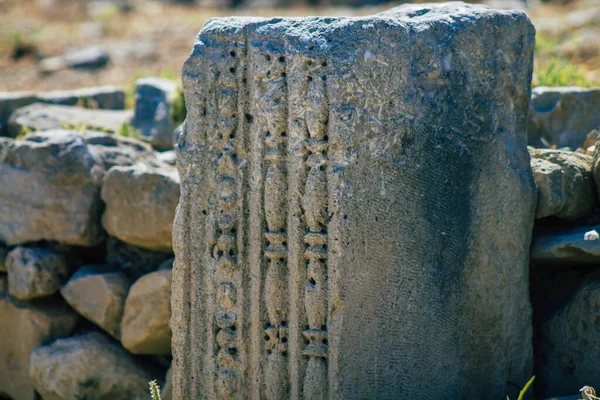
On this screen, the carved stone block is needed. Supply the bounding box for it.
[172,3,536,399]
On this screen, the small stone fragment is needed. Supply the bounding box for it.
[529,148,595,220]
[101,164,180,251]
[6,246,70,300]
[531,225,600,264]
[528,87,600,149]
[29,332,154,400]
[60,265,130,338]
[121,269,172,355]
[131,77,178,151]
[40,45,110,73]
[0,276,78,400]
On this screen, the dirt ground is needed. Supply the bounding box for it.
[0,0,598,92]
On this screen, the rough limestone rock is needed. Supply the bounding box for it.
[6,246,70,300]
[101,164,180,251]
[36,85,126,109]
[29,332,154,400]
[537,273,600,397]
[158,149,177,166]
[121,269,172,355]
[527,87,600,149]
[173,3,536,399]
[131,77,178,150]
[7,103,132,138]
[0,276,78,400]
[39,45,111,73]
[531,225,600,264]
[0,130,160,246]
[60,265,130,338]
[0,91,37,136]
[529,148,595,220]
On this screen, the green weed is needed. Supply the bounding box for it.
[118,121,141,139]
[170,86,186,126]
[533,57,593,87]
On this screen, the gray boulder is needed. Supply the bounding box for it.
[528,87,600,149]
[537,272,600,398]
[529,148,595,220]
[101,164,180,252]
[157,150,176,166]
[531,225,600,264]
[0,130,160,246]
[60,265,130,339]
[121,269,172,355]
[131,77,178,150]
[29,332,154,400]
[0,276,78,400]
[40,45,111,73]
[7,102,132,138]
[6,246,70,300]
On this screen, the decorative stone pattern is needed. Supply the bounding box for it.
[173,3,537,399]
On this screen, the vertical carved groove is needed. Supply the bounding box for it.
[213,48,242,399]
[261,52,290,399]
[302,62,329,400]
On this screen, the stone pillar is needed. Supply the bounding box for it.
[172,3,537,399]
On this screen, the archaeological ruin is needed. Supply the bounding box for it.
[172,3,537,398]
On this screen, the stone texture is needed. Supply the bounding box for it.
[36,85,126,109]
[131,77,178,150]
[7,103,132,138]
[0,91,37,136]
[101,164,180,251]
[60,265,130,338]
[106,237,174,280]
[6,246,70,300]
[529,148,596,220]
[173,4,536,399]
[527,87,600,149]
[531,225,600,264]
[121,269,172,355]
[40,45,111,73]
[537,272,600,398]
[0,276,78,400]
[29,332,154,400]
[0,130,160,246]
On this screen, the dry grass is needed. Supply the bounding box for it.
[0,0,598,93]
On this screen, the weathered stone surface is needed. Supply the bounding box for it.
[531,225,600,264]
[527,87,600,149]
[101,164,180,251]
[131,77,178,150]
[173,4,536,399]
[537,272,600,398]
[7,103,132,138]
[40,45,111,73]
[29,332,154,400]
[0,276,78,400]
[529,148,596,220]
[0,91,37,136]
[36,85,126,109]
[0,130,160,246]
[6,246,70,300]
[61,265,130,338]
[121,269,172,355]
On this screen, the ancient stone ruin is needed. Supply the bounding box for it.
[172,3,536,398]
